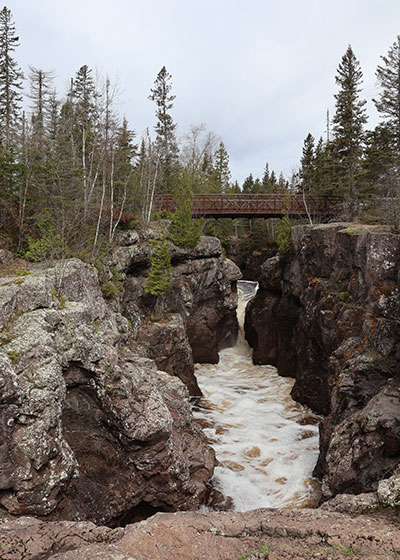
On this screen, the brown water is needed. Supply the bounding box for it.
[193,281,321,511]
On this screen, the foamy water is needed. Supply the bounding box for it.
[193,280,321,511]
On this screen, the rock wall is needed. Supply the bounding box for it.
[107,228,241,394]
[0,234,240,525]
[245,223,400,501]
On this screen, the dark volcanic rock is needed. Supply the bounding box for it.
[119,233,241,381]
[131,313,201,396]
[245,223,400,500]
[320,379,400,499]
[0,259,215,525]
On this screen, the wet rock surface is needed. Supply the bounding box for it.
[0,258,215,525]
[2,507,399,560]
[245,223,400,500]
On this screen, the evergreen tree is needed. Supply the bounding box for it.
[269,170,277,191]
[169,169,201,248]
[28,67,55,145]
[277,171,288,192]
[299,133,315,192]
[252,177,262,193]
[332,45,367,212]
[231,179,240,193]
[242,173,255,193]
[0,6,23,147]
[261,162,279,193]
[72,65,102,221]
[261,163,272,192]
[212,141,231,192]
[148,66,179,193]
[361,125,396,197]
[375,36,400,152]
[313,137,340,195]
[144,236,172,297]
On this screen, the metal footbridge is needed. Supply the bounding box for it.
[153,193,342,218]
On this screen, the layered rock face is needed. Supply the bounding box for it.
[245,223,400,501]
[0,256,217,525]
[107,229,241,393]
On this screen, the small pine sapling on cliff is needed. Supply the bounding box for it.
[144,236,172,318]
[275,214,292,255]
[169,170,202,248]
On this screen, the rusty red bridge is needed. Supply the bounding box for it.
[153,193,342,219]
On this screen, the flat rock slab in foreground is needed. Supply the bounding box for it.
[2,508,399,560]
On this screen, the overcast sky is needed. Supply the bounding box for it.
[6,0,400,184]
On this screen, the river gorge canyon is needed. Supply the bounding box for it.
[1,221,400,559]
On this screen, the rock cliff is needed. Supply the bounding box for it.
[107,228,241,394]
[245,223,400,501]
[0,229,239,525]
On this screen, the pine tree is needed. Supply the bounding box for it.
[332,45,367,212]
[148,66,179,193]
[144,236,172,297]
[374,36,400,152]
[0,6,23,147]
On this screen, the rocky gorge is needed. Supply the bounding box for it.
[0,225,240,528]
[245,222,400,504]
[1,221,400,560]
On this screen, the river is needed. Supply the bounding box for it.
[193,280,321,511]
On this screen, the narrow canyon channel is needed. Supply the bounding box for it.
[193,280,321,511]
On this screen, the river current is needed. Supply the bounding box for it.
[193,280,321,511]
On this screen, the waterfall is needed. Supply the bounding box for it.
[193,281,321,511]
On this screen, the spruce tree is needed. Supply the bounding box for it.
[361,125,394,198]
[212,141,231,192]
[299,133,315,192]
[0,6,23,147]
[332,45,367,212]
[0,7,23,242]
[148,66,179,193]
[374,36,400,152]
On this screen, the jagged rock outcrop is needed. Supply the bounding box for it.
[106,229,241,393]
[0,258,215,525]
[2,507,399,560]
[245,223,400,501]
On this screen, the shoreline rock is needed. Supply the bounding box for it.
[1,506,399,560]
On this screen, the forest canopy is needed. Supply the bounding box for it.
[0,6,399,257]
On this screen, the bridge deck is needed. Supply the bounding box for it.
[153,193,342,218]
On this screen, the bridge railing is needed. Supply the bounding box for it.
[153,193,342,217]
